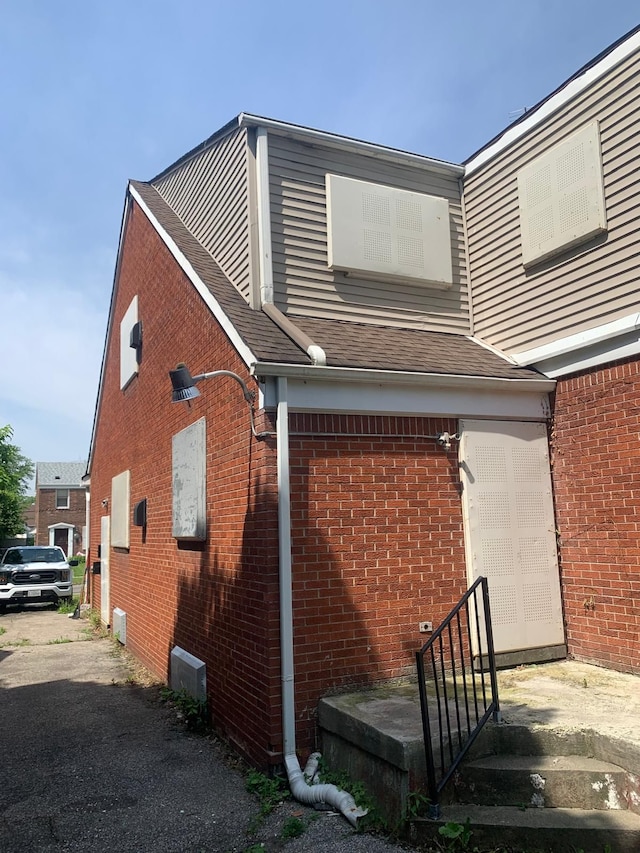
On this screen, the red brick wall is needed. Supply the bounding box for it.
[289,413,468,749]
[551,357,640,674]
[35,488,86,550]
[89,201,282,765]
[91,201,470,764]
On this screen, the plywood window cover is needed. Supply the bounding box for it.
[172,418,206,541]
[325,173,453,288]
[111,470,131,549]
[517,121,607,268]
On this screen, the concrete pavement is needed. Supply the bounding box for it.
[0,605,408,853]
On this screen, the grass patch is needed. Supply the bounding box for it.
[47,636,72,645]
[71,556,86,584]
[0,637,31,648]
[57,597,79,615]
[0,626,5,636]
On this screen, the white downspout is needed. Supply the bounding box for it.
[276,376,366,827]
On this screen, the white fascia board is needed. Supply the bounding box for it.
[512,313,640,367]
[525,330,640,378]
[465,30,640,176]
[238,113,464,177]
[252,361,555,392]
[129,183,256,368]
[259,374,551,421]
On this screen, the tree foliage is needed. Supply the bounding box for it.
[0,426,34,542]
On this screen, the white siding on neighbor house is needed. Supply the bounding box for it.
[152,128,253,303]
[464,49,640,355]
[267,134,470,333]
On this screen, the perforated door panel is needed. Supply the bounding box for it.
[460,420,564,655]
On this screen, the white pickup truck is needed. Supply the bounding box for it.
[0,546,75,611]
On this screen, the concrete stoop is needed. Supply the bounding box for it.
[318,688,640,852]
[409,805,640,853]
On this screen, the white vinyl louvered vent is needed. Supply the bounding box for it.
[326,174,453,287]
[517,121,606,267]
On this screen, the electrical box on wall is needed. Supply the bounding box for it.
[326,173,453,287]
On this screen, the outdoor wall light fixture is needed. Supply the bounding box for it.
[434,432,460,451]
[169,363,275,440]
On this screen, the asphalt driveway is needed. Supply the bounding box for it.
[0,606,408,853]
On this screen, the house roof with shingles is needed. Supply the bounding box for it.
[130,181,544,383]
[36,462,87,489]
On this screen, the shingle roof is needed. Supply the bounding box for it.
[130,182,544,384]
[37,462,87,488]
[292,317,540,379]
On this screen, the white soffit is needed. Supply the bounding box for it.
[465,29,640,176]
[255,364,554,420]
[326,174,453,287]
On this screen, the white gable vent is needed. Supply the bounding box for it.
[326,174,453,287]
[170,646,206,702]
[517,121,606,267]
[112,607,127,645]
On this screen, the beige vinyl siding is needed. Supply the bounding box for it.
[464,49,640,354]
[268,134,470,333]
[152,128,252,302]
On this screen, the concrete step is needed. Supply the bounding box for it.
[450,754,632,811]
[409,804,640,853]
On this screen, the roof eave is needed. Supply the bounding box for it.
[251,361,555,392]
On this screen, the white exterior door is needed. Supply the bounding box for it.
[100,515,110,626]
[459,420,565,659]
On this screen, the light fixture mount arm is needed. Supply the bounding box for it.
[191,370,256,403]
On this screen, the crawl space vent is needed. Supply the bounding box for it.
[112,607,127,645]
[170,646,206,701]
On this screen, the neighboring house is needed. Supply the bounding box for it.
[87,26,640,770]
[35,462,87,556]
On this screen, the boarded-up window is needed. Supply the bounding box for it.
[326,174,453,287]
[517,121,606,267]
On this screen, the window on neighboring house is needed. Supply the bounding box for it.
[55,489,70,509]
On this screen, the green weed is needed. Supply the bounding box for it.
[57,597,79,615]
[159,687,208,731]
[404,789,431,820]
[438,818,473,851]
[0,626,6,636]
[47,636,72,645]
[280,816,305,839]
[0,637,30,648]
[245,770,287,834]
[313,756,386,834]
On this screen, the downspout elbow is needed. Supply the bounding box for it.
[285,753,368,828]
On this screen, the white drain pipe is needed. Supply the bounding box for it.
[276,377,367,827]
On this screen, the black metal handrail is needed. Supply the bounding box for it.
[415,576,500,819]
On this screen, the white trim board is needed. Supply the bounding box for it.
[260,375,552,421]
[465,29,640,176]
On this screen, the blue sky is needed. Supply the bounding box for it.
[1,0,638,487]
